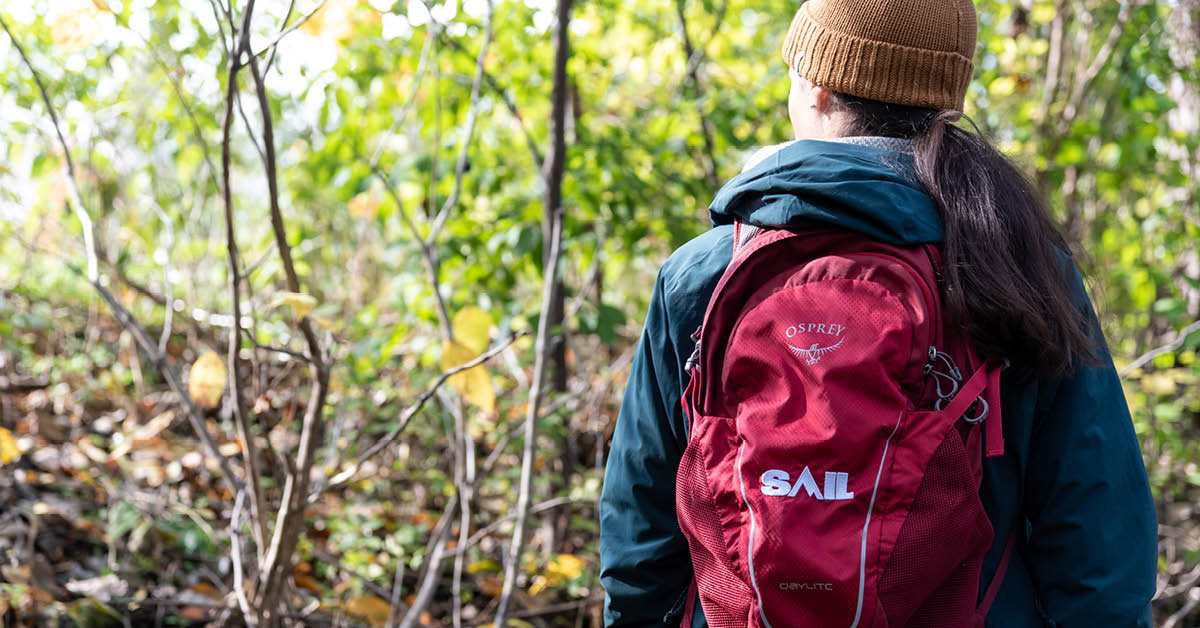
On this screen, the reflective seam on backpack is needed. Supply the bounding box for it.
[736,441,775,628]
[850,412,903,628]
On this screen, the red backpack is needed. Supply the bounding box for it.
[676,223,1014,628]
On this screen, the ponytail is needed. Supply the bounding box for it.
[833,94,1096,376]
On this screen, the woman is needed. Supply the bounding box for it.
[598,0,1158,626]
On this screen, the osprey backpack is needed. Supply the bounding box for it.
[676,223,1014,628]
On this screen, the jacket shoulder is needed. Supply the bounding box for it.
[657,225,735,316]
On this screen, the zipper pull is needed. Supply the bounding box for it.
[684,326,702,372]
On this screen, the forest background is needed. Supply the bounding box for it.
[0,0,1198,626]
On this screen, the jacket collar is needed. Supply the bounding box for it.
[709,138,943,246]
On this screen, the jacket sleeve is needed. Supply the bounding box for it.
[1022,263,1158,627]
[599,269,694,628]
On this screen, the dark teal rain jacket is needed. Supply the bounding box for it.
[598,139,1157,627]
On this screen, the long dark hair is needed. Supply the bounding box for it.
[831,92,1095,376]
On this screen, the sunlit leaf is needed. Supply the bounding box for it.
[452,306,492,354]
[345,595,393,625]
[0,428,19,465]
[188,351,226,411]
[272,291,319,320]
[441,341,496,413]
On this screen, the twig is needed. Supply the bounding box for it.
[369,27,436,170]
[426,0,495,245]
[320,331,527,494]
[1059,0,1138,129]
[235,88,268,165]
[398,496,458,628]
[494,207,567,625]
[263,0,298,74]
[372,169,454,336]
[1164,587,1200,628]
[1037,0,1068,126]
[436,30,545,173]
[220,6,270,561]
[446,496,590,557]
[478,596,604,624]
[1,16,98,282]
[230,490,257,627]
[1120,320,1200,378]
[674,0,719,192]
[2,14,243,496]
[384,556,407,628]
[252,0,330,64]
[1160,563,1200,599]
[153,204,177,354]
[243,0,335,614]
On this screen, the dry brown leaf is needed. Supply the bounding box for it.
[345,594,393,626]
[294,573,322,594]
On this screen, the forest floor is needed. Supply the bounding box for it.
[1,308,1198,627]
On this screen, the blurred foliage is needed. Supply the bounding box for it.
[0,0,1197,625]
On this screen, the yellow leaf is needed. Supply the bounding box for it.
[188,351,227,410]
[273,292,319,319]
[348,191,380,219]
[0,427,20,465]
[989,76,1017,98]
[529,553,588,595]
[466,559,502,574]
[345,595,393,626]
[1031,3,1056,24]
[51,7,105,51]
[441,341,496,413]
[452,307,492,354]
[1141,373,1177,396]
[545,553,587,581]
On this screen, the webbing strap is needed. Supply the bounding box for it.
[978,531,1017,617]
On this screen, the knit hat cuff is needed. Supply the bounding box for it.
[781,4,974,111]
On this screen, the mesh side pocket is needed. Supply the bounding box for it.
[877,428,994,627]
[676,431,752,628]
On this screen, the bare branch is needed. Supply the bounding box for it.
[495,204,567,625]
[220,5,270,562]
[674,0,719,191]
[437,29,545,173]
[384,555,407,628]
[230,490,257,627]
[236,89,268,165]
[1163,587,1200,628]
[369,26,436,170]
[373,167,454,337]
[1037,0,1067,127]
[1,16,98,282]
[427,0,496,245]
[1120,320,1200,378]
[1,13,243,495]
[263,0,298,74]
[447,496,590,557]
[398,496,457,628]
[1060,0,1138,131]
[242,1,335,614]
[252,0,329,65]
[321,331,527,494]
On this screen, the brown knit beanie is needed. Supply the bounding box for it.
[781,0,977,111]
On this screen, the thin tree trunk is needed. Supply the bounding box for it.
[495,5,573,608]
[543,0,573,393]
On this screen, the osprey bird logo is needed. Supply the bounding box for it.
[787,336,845,365]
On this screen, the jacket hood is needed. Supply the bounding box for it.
[709,139,943,246]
